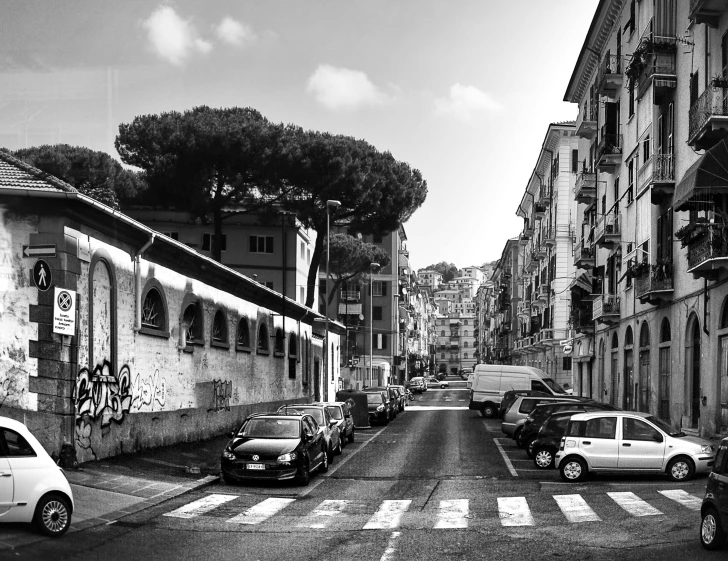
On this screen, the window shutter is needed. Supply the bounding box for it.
[382,335,387,349]
[382,282,387,296]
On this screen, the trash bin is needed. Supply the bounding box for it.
[335,388,370,429]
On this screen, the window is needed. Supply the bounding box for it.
[307,249,311,264]
[265,281,274,290]
[572,149,579,173]
[690,71,699,106]
[202,233,227,252]
[162,231,179,241]
[627,159,635,204]
[563,357,572,370]
[584,417,617,439]
[141,286,167,335]
[300,242,305,260]
[375,334,388,349]
[211,309,228,347]
[250,235,274,254]
[183,302,203,345]
[441,353,445,359]
[257,322,270,354]
[274,328,285,356]
[464,353,468,359]
[237,317,251,350]
[463,341,468,348]
[441,330,445,336]
[623,418,661,441]
[372,281,387,296]
[300,287,305,304]
[373,306,383,321]
[0,429,36,457]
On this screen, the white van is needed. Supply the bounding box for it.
[468,364,568,418]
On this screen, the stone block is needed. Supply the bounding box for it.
[29,304,53,324]
[28,340,62,361]
[37,360,75,381]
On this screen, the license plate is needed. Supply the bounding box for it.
[246,463,264,470]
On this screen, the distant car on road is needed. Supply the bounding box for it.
[278,404,342,459]
[427,376,449,389]
[313,401,355,446]
[365,390,390,425]
[407,377,426,394]
[0,416,75,537]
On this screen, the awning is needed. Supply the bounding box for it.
[674,139,728,211]
[568,271,592,294]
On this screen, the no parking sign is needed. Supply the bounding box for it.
[53,287,76,335]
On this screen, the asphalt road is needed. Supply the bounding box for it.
[6,382,717,561]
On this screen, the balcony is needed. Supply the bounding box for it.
[636,153,676,203]
[526,250,539,272]
[576,105,597,139]
[340,289,361,301]
[592,294,620,325]
[688,85,728,151]
[596,54,623,99]
[596,132,622,172]
[534,202,547,219]
[571,308,594,334]
[635,49,677,101]
[517,301,531,319]
[686,224,728,279]
[536,284,549,304]
[574,241,595,269]
[575,170,597,203]
[689,0,724,28]
[544,227,556,247]
[594,212,621,248]
[634,262,674,305]
[535,244,547,259]
[523,220,535,237]
[539,183,552,206]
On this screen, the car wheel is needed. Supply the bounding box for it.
[34,494,71,537]
[667,456,695,482]
[533,447,554,469]
[347,429,355,443]
[297,459,311,486]
[701,507,726,550]
[560,456,587,482]
[320,446,329,473]
[526,438,537,458]
[514,427,524,447]
[335,439,343,455]
[480,404,496,418]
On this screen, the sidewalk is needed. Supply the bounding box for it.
[0,433,229,550]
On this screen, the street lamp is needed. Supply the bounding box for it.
[323,200,340,401]
[369,262,380,388]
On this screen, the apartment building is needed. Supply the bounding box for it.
[435,314,477,375]
[562,0,728,437]
[488,239,519,365]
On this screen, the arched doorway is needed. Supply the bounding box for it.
[686,315,701,428]
[658,318,671,422]
[638,322,651,413]
[624,327,634,410]
[611,332,619,407]
[598,338,605,403]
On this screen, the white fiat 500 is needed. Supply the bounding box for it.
[555,411,716,483]
[0,416,74,536]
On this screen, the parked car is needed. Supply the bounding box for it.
[221,412,328,486]
[0,416,74,537]
[427,376,449,389]
[277,404,342,459]
[555,411,716,483]
[364,387,398,420]
[700,436,728,549]
[407,377,426,394]
[388,385,407,412]
[532,411,584,469]
[517,401,620,456]
[501,395,588,439]
[498,390,552,418]
[365,390,390,425]
[313,401,355,445]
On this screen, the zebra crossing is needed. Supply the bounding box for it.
[161,488,703,530]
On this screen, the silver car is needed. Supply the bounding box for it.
[501,395,585,439]
[555,411,716,482]
[277,405,342,461]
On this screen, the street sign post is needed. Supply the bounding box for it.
[33,259,52,292]
[23,244,56,258]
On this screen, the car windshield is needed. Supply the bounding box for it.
[280,406,325,424]
[645,415,684,437]
[366,394,383,404]
[543,378,567,394]
[239,418,300,439]
[326,406,343,420]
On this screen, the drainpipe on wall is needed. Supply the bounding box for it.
[133,234,156,332]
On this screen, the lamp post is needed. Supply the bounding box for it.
[369,262,380,387]
[323,200,340,402]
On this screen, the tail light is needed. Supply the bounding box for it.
[559,437,565,451]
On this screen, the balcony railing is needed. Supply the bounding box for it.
[575,170,597,203]
[690,0,723,27]
[596,54,623,98]
[539,183,552,205]
[594,212,621,248]
[686,224,728,276]
[535,244,547,259]
[636,50,677,100]
[340,290,361,300]
[570,308,594,333]
[574,241,595,268]
[636,152,675,200]
[689,85,728,150]
[534,202,547,218]
[592,294,620,324]
[596,132,622,171]
[544,227,556,246]
[576,104,598,139]
[634,263,674,303]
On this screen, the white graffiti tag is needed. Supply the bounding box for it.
[130,370,166,411]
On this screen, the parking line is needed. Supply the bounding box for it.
[494,439,518,477]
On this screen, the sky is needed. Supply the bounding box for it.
[0,0,598,271]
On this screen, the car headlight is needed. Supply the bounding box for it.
[277,452,297,462]
[701,445,714,454]
[222,448,236,460]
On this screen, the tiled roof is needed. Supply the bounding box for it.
[0,150,77,193]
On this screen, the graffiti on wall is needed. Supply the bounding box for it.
[130,370,166,411]
[0,376,23,408]
[194,379,233,412]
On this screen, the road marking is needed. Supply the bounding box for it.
[227,497,296,525]
[658,489,702,511]
[380,531,402,561]
[299,500,350,528]
[553,494,602,523]
[434,499,469,529]
[494,438,518,476]
[163,494,237,519]
[498,496,534,526]
[607,492,663,516]
[363,500,411,529]
[405,406,469,411]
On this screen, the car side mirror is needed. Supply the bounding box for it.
[229,431,236,438]
[653,433,663,443]
[303,432,313,441]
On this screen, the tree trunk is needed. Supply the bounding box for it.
[305,227,325,309]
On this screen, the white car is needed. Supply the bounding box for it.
[555,411,716,482]
[0,416,74,536]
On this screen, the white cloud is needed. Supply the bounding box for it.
[143,6,212,66]
[435,83,501,121]
[306,64,388,110]
[215,17,256,47]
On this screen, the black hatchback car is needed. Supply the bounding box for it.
[531,410,583,470]
[221,413,328,486]
[701,437,728,549]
